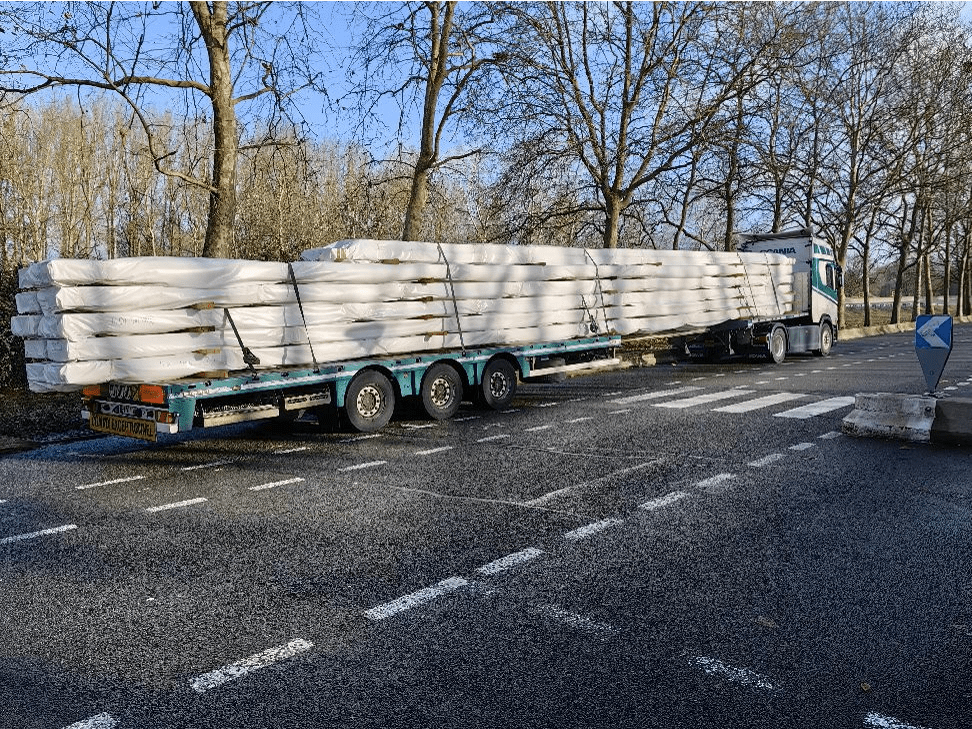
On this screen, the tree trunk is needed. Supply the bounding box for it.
[862,238,871,327]
[401,2,453,242]
[958,243,968,317]
[923,252,934,315]
[193,1,237,259]
[603,192,622,249]
[943,222,953,315]
[403,163,432,241]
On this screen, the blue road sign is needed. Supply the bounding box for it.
[915,315,953,391]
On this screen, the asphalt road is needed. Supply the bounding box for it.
[2,327,971,729]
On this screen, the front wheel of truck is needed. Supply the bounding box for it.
[815,322,834,357]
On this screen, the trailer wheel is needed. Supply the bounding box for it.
[481,358,517,410]
[815,322,834,357]
[345,370,395,432]
[768,326,787,364]
[421,363,463,420]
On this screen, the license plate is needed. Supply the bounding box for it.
[90,412,158,442]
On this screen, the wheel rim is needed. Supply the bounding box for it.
[429,377,453,408]
[488,371,510,399]
[771,331,785,360]
[356,385,382,418]
[822,326,832,352]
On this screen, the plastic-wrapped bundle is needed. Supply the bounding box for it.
[15,240,795,392]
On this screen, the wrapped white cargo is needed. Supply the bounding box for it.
[15,239,799,392]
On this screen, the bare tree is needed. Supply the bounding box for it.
[498,2,797,249]
[346,1,509,241]
[0,1,324,258]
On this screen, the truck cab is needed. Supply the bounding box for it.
[737,228,841,334]
[679,228,841,364]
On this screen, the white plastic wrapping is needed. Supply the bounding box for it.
[16,241,797,392]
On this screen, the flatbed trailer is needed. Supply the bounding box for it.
[80,335,621,441]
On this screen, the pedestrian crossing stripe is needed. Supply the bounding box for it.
[654,389,754,409]
[612,386,855,419]
[773,396,856,419]
[713,392,808,414]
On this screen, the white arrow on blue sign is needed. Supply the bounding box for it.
[916,315,953,349]
[915,315,953,391]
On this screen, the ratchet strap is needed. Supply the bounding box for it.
[288,263,320,373]
[223,308,260,374]
[584,248,611,334]
[436,243,466,355]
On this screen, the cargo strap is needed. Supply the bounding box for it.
[436,243,466,355]
[763,253,784,315]
[736,252,760,318]
[287,263,320,372]
[584,249,610,334]
[223,308,260,374]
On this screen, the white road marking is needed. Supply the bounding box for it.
[189,638,314,694]
[819,430,842,440]
[564,518,624,541]
[403,423,436,429]
[339,460,386,472]
[607,408,631,415]
[537,402,560,408]
[523,486,572,507]
[249,477,305,491]
[748,453,785,467]
[145,497,208,513]
[639,490,690,511]
[477,434,511,443]
[63,714,118,729]
[77,474,145,490]
[0,499,6,504]
[273,446,309,455]
[610,385,701,405]
[695,473,736,491]
[566,416,595,424]
[789,442,815,451]
[415,446,454,456]
[525,424,553,432]
[340,433,382,443]
[1,524,77,545]
[863,712,933,729]
[775,396,856,419]
[365,577,468,621]
[523,461,656,507]
[530,604,617,634]
[690,655,774,690]
[477,547,543,576]
[181,459,234,471]
[713,392,806,414]
[453,415,480,422]
[654,389,754,409]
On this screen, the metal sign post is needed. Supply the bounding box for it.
[915,315,953,392]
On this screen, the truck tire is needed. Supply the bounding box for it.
[815,322,834,357]
[421,363,463,420]
[345,370,395,432]
[481,358,517,410]
[767,326,787,364]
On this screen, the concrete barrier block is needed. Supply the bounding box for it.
[931,398,972,446]
[841,393,937,442]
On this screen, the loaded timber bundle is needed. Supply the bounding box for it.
[14,240,795,392]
